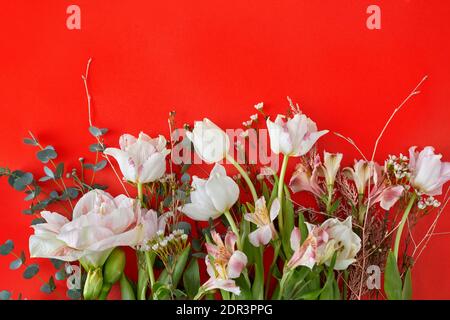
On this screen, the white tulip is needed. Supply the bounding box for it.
[186,118,230,163]
[409,146,450,196]
[266,114,328,157]
[104,132,169,184]
[180,164,239,221]
[29,190,146,268]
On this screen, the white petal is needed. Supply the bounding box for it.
[205,175,239,213]
[180,203,221,221]
[227,251,247,279]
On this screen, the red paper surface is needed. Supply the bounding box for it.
[0,1,449,299]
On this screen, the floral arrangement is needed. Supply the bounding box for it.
[0,62,448,300]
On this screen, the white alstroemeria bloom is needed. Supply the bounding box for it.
[186,118,230,164]
[266,114,328,157]
[29,190,146,268]
[344,160,379,195]
[202,231,247,295]
[104,132,169,184]
[244,197,280,247]
[408,146,450,196]
[180,164,239,221]
[321,217,361,270]
[322,152,343,187]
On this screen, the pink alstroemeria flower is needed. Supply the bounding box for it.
[289,155,324,197]
[202,231,247,295]
[244,197,280,247]
[287,225,329,270]
[408,146,450,196]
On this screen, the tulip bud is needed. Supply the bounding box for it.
[103,248,126,284]
[83,268,103,300]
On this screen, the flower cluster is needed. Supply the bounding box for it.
[1,93,449,301]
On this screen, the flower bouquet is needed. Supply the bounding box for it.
[0,63,448,300]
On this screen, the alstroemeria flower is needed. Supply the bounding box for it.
[29,189,146,268]
[244,197,280,247]
[186,118,230,164]
[371,185,404,210]
[104,132,169,184]
[409,146,450,196]
[266,114,328,157]
[344,160,380,195]
[202,231,247,295]
[180,164,239,221]
[287,224,330,270]
[289,156,324,197]
[321,151,343,187]
[287,217,361,271]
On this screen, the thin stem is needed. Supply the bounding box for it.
[137,183,146,208]
[223,210,242,250]
[226,154,258,203]
[393,193,417,261]
[277,155,289,234]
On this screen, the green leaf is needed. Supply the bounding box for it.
[62,187,79,200]
[36,146,57,163]
[50,258,65,269]
[23,264,40,279]
[9,171,33,191]
[40,276,56,294]
[55,163,64,179]
[9,258,23,270]
[0,240,14,255]
[171,245,191,288]
[174,221,191,235]
[23,137,38,146]
[89,126,108,137]
[44,166,55,179]
[31,218,46,225]
[298,212,308,244]
[55,269,67,280]
[93,160,107,172]
[183,258,200,298]
[384,250,402,300]
[24,186,41,201]
[0,290,11,300]
[402,268,413,300]
[89,143,105,153]
[67,289,81,300]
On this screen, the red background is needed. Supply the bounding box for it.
[0,1,449,299]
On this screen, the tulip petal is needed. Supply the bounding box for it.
[180,203,221,221]
[205,175,239,213]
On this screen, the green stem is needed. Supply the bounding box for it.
[145,251,156,293]
[226,154,258,202]
[393,193,417,261]
[252,246,264,300]
[277,155,289,234]
[224,210,242,250]
[137,183,146,208]
[325,185,333,214]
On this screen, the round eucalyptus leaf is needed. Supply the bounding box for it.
[23,264,39,279]
[67,289,81,300]
[9,258,23,270]
[0,290,11,300]
[0,240,14,256]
